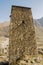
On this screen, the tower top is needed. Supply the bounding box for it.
[10,5,31,17]
[12,5,31,9]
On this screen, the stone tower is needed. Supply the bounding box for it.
[9,5,37,65]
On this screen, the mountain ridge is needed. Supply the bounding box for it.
[34,17,43,27]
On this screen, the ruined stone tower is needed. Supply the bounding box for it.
[9,5,37,65]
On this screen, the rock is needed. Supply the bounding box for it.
[34,57,41,63]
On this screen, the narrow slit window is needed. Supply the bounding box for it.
[22,20,25,24]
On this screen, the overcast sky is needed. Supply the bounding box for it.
[0,0,43,22]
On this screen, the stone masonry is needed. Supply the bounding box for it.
[9,5,37,65]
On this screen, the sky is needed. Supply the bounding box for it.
[0,0,43,23]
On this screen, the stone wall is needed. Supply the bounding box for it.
[9,5,37,65]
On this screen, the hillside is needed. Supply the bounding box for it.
[37,17,43,26]
[35,26,43,48]
[34,18,43,48]
[0,21,10,37]
[34,17,43,27]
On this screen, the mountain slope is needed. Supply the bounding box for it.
[0,21,10,37]
[37,17,43,26]
[34,17,43,27]
[34,19,41,27]
[34,17,43,48]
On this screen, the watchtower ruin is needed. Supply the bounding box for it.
[9,5,37,65]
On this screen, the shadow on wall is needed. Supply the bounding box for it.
[0,61,9,65]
